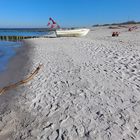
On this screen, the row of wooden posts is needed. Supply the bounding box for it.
[0,36,37,41]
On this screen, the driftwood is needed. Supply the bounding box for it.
[0,64,43,95]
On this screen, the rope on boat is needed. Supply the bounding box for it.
[0,64,43,95]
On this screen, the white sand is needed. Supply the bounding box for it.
[0,26,140,140]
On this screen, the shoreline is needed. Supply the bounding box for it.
[0,41,31,88]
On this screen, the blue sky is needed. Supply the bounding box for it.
[0,0,140,28]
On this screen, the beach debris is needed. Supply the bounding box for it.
[109,26,120,29]
[112,32,120,37]
[0,64,43,95]
[118,25,129,28]
[128,26,138,31]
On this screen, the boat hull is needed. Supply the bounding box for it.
[56,28,90,37]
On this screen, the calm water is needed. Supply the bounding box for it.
[0,29,48,72]
[0,30,48,36]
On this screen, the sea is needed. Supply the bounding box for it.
[0,29,48,73]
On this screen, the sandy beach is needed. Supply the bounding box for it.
[0,26,140,140]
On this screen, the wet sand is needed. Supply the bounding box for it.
[0,41,32,139]
[0,42,30,87]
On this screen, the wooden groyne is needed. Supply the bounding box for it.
[0,35,38,41]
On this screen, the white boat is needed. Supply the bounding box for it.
[56,28,90,37]
[47,18,90,37]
